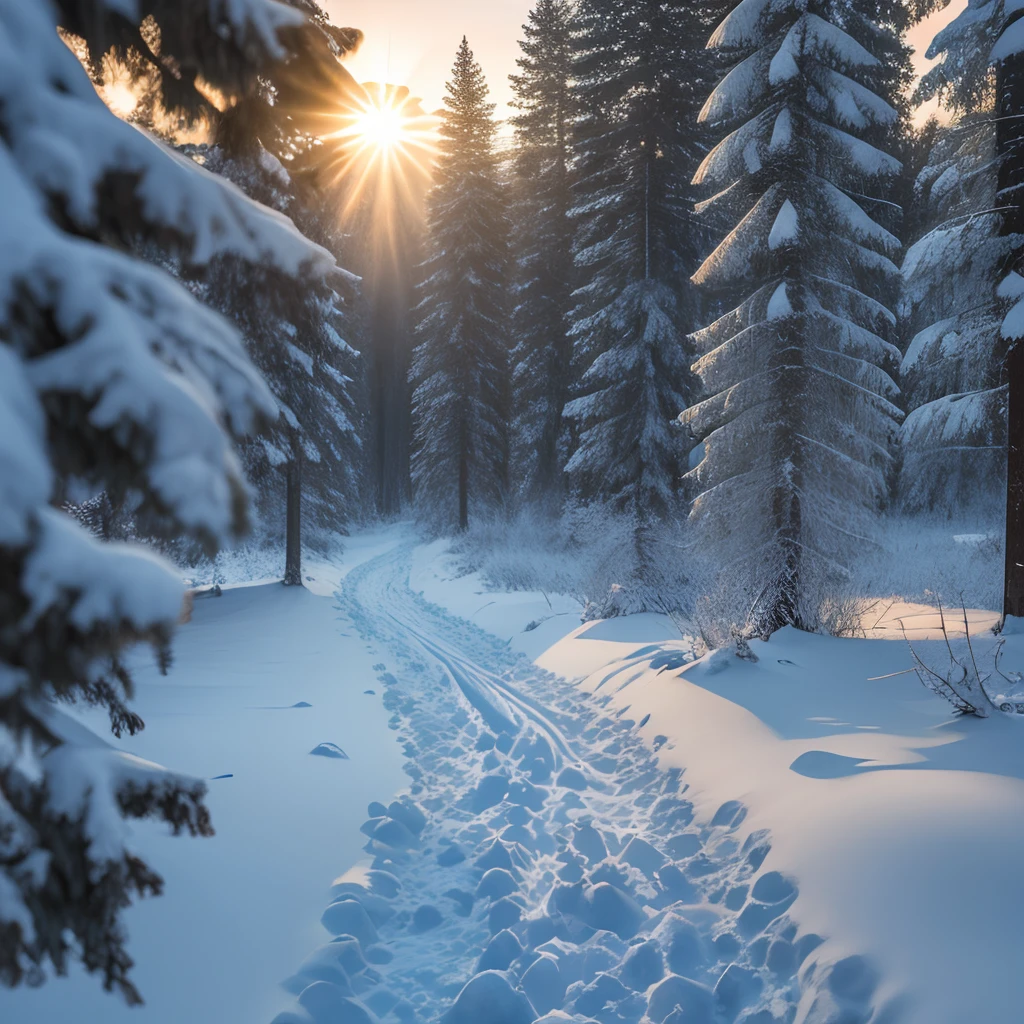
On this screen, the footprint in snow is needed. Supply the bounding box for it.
[273,544,872,1024]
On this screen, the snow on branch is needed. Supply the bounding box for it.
[0,1,334,277]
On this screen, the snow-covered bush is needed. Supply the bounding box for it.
[0,0,333,1001]
[449,503,689,615]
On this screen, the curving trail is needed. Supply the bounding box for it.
[268,544,851,1024]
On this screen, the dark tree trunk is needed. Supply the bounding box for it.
[1006,345,1024,618]
[284,448,302,587]
[370,271,414,517]
[458,451,469,532]
[998,37,1024,620]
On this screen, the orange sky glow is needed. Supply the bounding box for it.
[330,0,967,129]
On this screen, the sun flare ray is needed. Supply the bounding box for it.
[326,82,437,223]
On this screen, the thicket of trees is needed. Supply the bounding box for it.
[8,0,1024,998]
[410,0,1024,628]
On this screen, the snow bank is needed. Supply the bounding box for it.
[542,621,1024,1024]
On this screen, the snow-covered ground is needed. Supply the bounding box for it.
[6,523,1024,1024]
[409,539,1024,1024]
[2,530,408,1024]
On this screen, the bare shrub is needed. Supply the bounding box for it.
[895,601,1021,717]
[684,545,872,644]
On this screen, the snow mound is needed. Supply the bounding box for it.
[440,970,535,1024]
[310,742,350,759]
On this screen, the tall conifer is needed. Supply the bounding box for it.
[509,0,575,508]
[565,0,713,547]
[411,38,510,530]
[686,0,907,632]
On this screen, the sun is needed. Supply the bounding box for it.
[352,102,409,151]
[332,84,436,164]
[326,83,438,229]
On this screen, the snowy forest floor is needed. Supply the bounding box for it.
[5,523,1024,1024]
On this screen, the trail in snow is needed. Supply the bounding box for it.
[269,544,872,1024]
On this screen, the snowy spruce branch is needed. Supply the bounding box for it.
[0,0,340,1003]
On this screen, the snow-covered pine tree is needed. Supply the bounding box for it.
[924,0,1024,615]
[194,147,365,577]
[508,0,575,509]
[0,0,333,999]
[205,10,370,578]
[899,116,1013,517]
[685,0,907,633]
[96,2,368,580]
[916,0,997,115]
[411,38,511,531]
[564,0,714,543]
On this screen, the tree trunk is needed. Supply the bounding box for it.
[458,451,469,532]
[998,37,1024,619]
[760,322,803,635]
[284,449,302,587]
[1006,345,1024,618]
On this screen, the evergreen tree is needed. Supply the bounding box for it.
[411,38,511,531]
[564,0,714,543]
[916,0,997,115]
[193,146,366,572]
[686,0,907,633]
[899,117,1013,518]
[98,1,368,579]
[201,10,371,578]
[508,0,575,508]
[924,0,1024,615]
[0,0,332,999]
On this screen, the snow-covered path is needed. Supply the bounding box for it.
[271,543,827,1024]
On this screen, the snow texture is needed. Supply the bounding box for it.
[10,527,1024,1024]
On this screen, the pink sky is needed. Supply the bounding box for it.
[327,0,965,127]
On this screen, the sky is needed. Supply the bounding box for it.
[325,0,530,123]
[328,0,965,128]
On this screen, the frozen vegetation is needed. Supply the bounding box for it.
[5,0,1024,1022]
